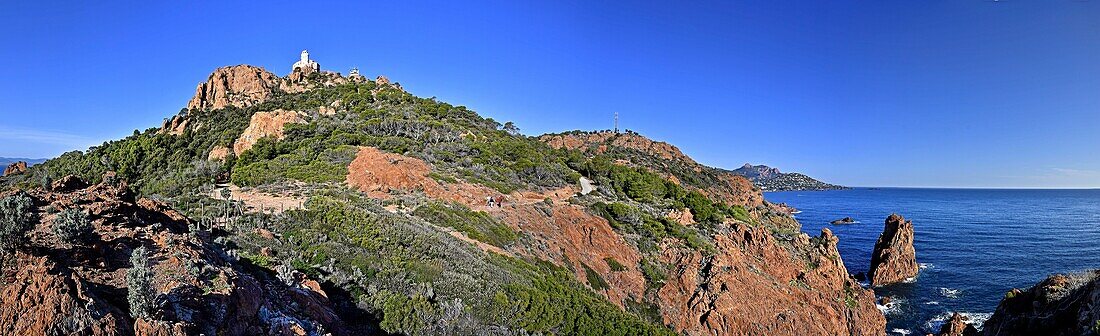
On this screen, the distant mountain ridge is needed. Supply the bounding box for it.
[731,163,846,191]
[0,158,45,166]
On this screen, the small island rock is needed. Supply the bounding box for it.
[831,217,856,225]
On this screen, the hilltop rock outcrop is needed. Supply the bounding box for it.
[0,175,354,335]
[982,270,1100,336]
[2,161,27,176]
[868,214,918,286]
[187,65,282,111]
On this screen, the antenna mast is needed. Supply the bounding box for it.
[614,112,619,133]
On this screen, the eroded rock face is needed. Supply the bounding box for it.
[187,65,282,111]
[233,109,305,155]
[0,174,350,335]
[982,270,1100,336]
[2,161,27,176]
[868,213,918,286]
[657,227,885,336]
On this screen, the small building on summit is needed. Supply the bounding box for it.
[292,50,320,72]
[349,67,366,81]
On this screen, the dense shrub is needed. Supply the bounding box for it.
[591,202,715,254]
[54,208,93,246]
[0,192,37,254]
[411,202,517,247]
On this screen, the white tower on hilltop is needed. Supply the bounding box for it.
[292,50,320,72]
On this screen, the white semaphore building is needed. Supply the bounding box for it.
[292,50,320,72]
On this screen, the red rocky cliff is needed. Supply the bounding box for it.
[868,214,918,286]
[657,226,885,335]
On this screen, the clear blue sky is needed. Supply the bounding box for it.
[2,1,1098,188]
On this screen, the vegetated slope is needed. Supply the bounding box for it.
[2,62,885,335]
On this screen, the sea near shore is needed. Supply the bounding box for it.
[766,188,1100,335]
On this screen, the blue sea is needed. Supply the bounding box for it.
[765,188,1100,335]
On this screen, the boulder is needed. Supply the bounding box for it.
[868,214,918,286]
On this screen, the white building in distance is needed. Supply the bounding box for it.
[292,50,320,72]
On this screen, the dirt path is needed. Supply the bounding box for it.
[211,184,306,214]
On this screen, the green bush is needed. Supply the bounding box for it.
[0,192,37,254]
[605,257,627,272]
[127,246,157,319]
[582,263,609,291]
[592,202,715,254]
[54,208,93,246]
[640,259,668,290]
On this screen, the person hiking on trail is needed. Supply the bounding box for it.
[486,196,495,207]
[493,196,505,207]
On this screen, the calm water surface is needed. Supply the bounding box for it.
[765,188,1100,335]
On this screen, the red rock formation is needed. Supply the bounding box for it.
[159,115,189,135]
[187,65,282,110]
[658,227,885,335]
[868,214,918,286]
[232,109,305,155]
[0,175,351,335]
[982,270,1100,336]
[2,161,27,177]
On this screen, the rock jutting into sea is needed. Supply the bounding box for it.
[981,270,1100,336]
[868,213,918,286]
